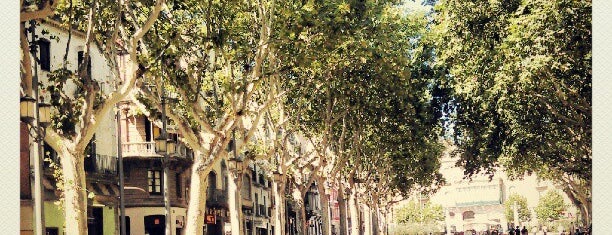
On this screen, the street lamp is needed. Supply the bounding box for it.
[20,95,36,123]
[168,139,177,156]
[152,73,176,235]
[228,155,245,176]
[272,170,282,183]
[155,134,168,154]
[21,19,54,235]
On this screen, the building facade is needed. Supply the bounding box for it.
[20,20,120,235]
[119,108,194,235]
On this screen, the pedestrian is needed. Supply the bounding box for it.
[515,226,521,235]
[575,228,582,235]
[509,227,515,235]
[521,226,528,235]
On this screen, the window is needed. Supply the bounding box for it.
[242,174,251,200]
[208,171,217,197]
[221,161,228,191]
[77,50,91,77]
[39,39,50,71]
[462,211,475,220]
[176,173,182,198]
[148,170,162,194]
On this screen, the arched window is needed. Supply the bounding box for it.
[208,171,217,196]
[242,174,251,200]
[221,160,228,192]
[462,211,475,220]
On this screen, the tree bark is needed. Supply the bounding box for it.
[228,170,244,235]
[373,205,381,235]
[273,179,286,235]
[291,187,306,235]
[185,152,209,235]
[61,151,88,235]
[349,187,360,235]
[561,184,591,226]
[363,204,372,235]
[317,179,332,235]
[338,188,348,235]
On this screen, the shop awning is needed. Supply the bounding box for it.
[87,182,119,204]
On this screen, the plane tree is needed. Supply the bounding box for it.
[432,0,591,225]
[20,0,166,233]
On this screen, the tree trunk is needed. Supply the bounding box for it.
[273,179,286,235]
[373,205,382,235]
[299,203,307,235]
[562,184,591,226]
[317,179,331,235]
[185,154,209,235]
[363,204,372,235]
[349,187,360,235]
[61,151,88,235]
[228,170,244,235]
[338,188,348,235]
[291,187,306,235]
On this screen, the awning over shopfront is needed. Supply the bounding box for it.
[87,182,119,205]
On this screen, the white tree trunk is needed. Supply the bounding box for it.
[273,180,286,235]
[228,170,244,235]
[349,187,360,235]
[61,151,88,235]
[185,153,209,235]
[317,179,331,235]
[363,204,372,235]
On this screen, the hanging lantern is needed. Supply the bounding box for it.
[155,135,167,154]
[167,139,176,155]
[20,95,36,123]
[38,102,52,127]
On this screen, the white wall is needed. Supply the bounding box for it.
[32,22,118,157]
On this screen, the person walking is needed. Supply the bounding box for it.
[521,226,528,235]
[515,226,521,235]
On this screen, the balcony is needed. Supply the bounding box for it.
[122,142,193,159]
[206,189,228,208]
[122,142,158,157]
[84,154,118,176]
[173,143,194,159]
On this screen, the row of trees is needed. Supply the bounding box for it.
[21,0,445,234]
[19,0,591,234]
[505,191,568,226]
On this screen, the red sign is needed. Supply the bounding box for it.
[205,214,216,224]
[154,218,160,225]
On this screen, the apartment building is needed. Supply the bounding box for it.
[20,20,120,235]
[118,107,194,235]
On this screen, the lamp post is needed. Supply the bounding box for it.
[21,19,53,235]
[154,83,176,235]
[228,129,246,235]
[116,102,127,235]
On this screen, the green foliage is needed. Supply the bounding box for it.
[276,0,445,196]
[504,193,531,223]
[394,201,444,224]
[389,222,443,235]
[433,0,591,182]
[535,190,566,222]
